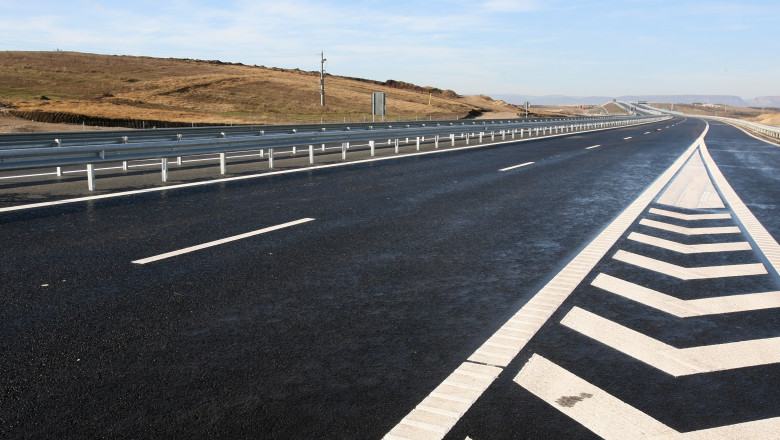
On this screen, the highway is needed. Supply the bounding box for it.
[1,116,777,439]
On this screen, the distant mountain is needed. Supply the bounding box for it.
[749,96,780,108]
[493,94,613,106]
[494,94,780,108]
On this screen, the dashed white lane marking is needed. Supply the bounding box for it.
[639,218,741,235]
[623,137,633,140]
[561,306,780,376]
[614,249,767,279]
[384,125,703,439]
[645,131,652,134]
[628,232,751,254]
[592,273,780,317]
[515,354,780,439]
[648,207,731,221]
[586,145,601,150]
[499,161,535,172]
[131,218,314,264]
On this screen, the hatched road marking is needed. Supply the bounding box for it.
[385,121,780,439]
[515,354,780,440]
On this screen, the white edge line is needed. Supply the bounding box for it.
[499,162,535,172]
[132,218,315,264]
[0,118,669,214]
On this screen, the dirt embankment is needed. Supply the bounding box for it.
[0,51,526,131]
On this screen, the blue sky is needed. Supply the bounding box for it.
[1,0,778,98]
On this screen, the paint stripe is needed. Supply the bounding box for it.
[592,273,780,317]
[382,362,501,440]
[698,137,780,277]
[132,218,314,264]
[585,145,601,150]
[627,232,751,254]
[383,125,703,439]
[499,161,535,172]
[514,354,780,439]
[624,137,633,140]
[562,306,780,376]
[614,250,767,280]
[639,218,741,235]
[648,208,731,221]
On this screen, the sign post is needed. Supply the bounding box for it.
[372,92,386,122]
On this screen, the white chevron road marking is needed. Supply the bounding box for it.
[648,208,731,221]
[639,218,741,235]
[515,354,780,439]
[613,250,767,279]
[561,307,780,376]
[627,232,752,254]
[591,273,780,317]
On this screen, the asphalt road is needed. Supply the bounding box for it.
[2,116,776,439]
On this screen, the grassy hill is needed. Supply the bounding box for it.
[0,51,529,129]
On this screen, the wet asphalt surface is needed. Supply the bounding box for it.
[1,117,775,438]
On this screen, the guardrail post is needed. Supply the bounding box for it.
[268,148,274,169]
[491,131,495,141]
[87,164,95,191]
[220,153,226,174]
[309,145,314,164]
[370,140,376,156]
[161,158,168,182]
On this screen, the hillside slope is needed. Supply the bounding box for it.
[0,51,524,129]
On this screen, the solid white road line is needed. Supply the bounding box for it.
[585,145,601,150]
[639,218,741,235]
[561,306,780,376]
[499,162,534,172]
[648,208,731,221]
[613,250,767,280]
[515,354,780,439]
[132,218,314,264]
[592,273,780,317]
[627,232,751,254]
[699,138,780,276]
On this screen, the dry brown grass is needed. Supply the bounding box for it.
[0,51,523,129]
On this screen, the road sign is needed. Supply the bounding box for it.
[372,92,386,122]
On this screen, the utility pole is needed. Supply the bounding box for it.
[320,51,326,107]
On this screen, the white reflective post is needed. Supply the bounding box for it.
[220,153,226,174]
[161,158,168,182]
[269,148,274,168]
[370,140,376,156]
[86,164,95,191]
[309,145,314,164]
[416,137,420,150]
[395,139,399,153]
[450,133,455,146]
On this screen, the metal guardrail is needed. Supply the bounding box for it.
[707,116,780,140]
[0,116,611,150]
[0,115,669,190]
